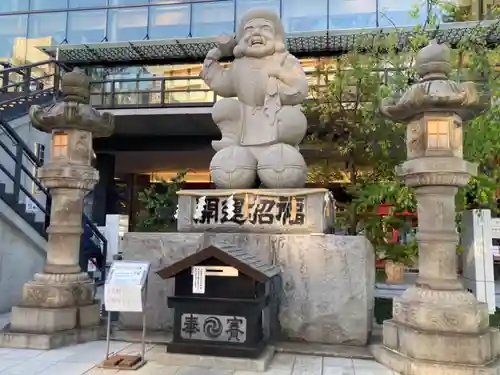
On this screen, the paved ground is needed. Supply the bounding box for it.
[0,340,399,375]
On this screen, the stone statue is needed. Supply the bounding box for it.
[201,9,309,189]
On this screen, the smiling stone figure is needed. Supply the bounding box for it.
[201,9,309,189]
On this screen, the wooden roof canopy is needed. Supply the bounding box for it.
[155,245,280,283]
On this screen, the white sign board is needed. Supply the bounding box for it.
[104,261,150,312]
[25,196,39,214]
[192,266,206,294]
[88,260,97,272]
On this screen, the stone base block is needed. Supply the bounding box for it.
[120,232,374,346]
[393,287,490,334]
[176,188,334,234]
[0,325,102,350]
[10,306,78,333]
[149,345,275,372]
[383,319,500,365]
[21,277,95,308]
[371,344,500,375]
[78,303,101,328]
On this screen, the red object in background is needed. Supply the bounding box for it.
[376,204,417,268]
[377,204,416,217]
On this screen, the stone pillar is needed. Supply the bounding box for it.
[0,69,114,349]
[371,41,500,374]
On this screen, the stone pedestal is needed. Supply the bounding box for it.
[148,188,371,345]
[371,159,500,374]
[118,231,375,346]
[0,164,103,348]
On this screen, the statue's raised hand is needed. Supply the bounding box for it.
[205,47,223,61]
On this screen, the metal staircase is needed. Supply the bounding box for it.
[0,60,107,285]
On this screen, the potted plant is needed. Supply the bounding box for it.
[381,240,418,284]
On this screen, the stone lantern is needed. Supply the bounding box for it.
[1,69,114,349]
[372,41,500,374]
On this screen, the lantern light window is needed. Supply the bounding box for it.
[427,119,451,150]
[53,132,69,158]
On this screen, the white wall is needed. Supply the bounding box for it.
[461,209,496,314]
[0,115,51,223]
[0,198,46,313]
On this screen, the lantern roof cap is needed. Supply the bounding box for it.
[61,68,90,103]
[415,40,452,78]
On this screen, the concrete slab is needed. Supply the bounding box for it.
[0,324,103,350]
[147,345,275,372]
[0,339,398,375]
[371,343,500,375]
[275,341,373,360]
[109,328,374,360]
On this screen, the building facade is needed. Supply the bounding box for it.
[0,0,429,64]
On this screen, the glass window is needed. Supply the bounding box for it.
[378,0,425,27]
[328,0,376,29]
[0,0,30,13]
[69,0,107,8]
[107,7,148,42]
[0,15,27,60]
[282,0,328,32]
[191,1,235,37]
[108,0,148,5]
[28,12,68,44]
[149,5,190,39]
[30,0,68,11]
[67,10,107,44]
[236,0,280,22]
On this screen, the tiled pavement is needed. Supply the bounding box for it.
[0,340,399,375]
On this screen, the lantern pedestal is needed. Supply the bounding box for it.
[372,157,500,374]
[0,162,103,349]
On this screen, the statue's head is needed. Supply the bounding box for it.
[234,9,286,58]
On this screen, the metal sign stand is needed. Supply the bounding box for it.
[101,261,150,371]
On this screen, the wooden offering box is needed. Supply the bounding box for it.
[156,245,281,358]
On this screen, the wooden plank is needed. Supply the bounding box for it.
[100,355,145,371]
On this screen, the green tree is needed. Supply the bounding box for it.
[136,170,188,232]
[307,1,500,244]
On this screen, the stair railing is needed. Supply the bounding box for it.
[0,60,63,122]
[0,117,50,235]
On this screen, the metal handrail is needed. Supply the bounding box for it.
[88,64,490,109]
[0,60,57,75]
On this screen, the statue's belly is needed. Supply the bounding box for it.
[240,105,277,146]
